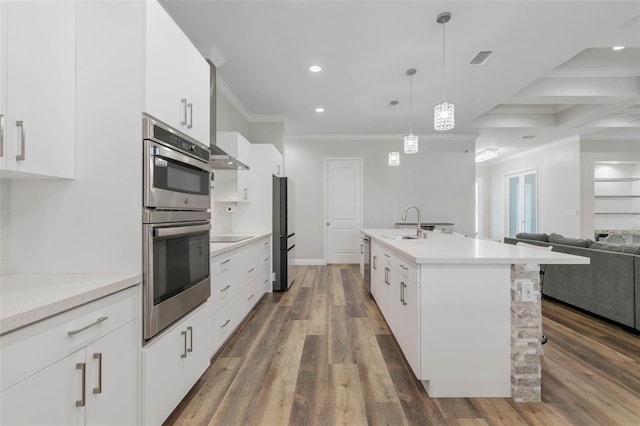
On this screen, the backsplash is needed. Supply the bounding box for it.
[0,180,10,276]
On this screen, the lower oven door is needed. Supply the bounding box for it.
[143,221,211,342]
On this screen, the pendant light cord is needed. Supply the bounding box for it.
[409,75,413,134]
[442,22,446,101]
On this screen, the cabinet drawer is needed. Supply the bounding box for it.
[1,286,137,392]
[209,269,243,315]
[393,256,417,280]
[210,300,240,356]
[210,253,235,276]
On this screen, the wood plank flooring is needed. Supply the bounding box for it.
[165,264,640,425]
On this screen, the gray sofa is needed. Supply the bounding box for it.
[504,232,640,332]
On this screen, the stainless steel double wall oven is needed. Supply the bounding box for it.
[142,115,211,342]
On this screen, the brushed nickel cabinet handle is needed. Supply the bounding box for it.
[384,253,391,258]
[248,294,254,300]
[0,114,4,157]
[92,353,102,394]
[15,120,25,161]
[221,259,231,265]
[180,99,187,125]
[76,363,86,407]
[187,326,193,353]
[360,244,364,254]
[248,268,255,273]
[187,103,193,129]
[402,282,407,305]
[221,319,231,328]
[373,256,377,270]
[400,264,408,271]
[68,316,108,336]
[221,284,231,292]
[181,330,187,358]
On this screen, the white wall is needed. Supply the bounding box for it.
[216,89,249,136]
[485,136,581,241]
[0,181,10,275]
[285,138,476,262]
[249,122,285,154]
[580,140,640,238]
[6,1,144,274]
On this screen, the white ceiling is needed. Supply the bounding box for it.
[160,0,640,163]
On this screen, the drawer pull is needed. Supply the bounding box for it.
[92,353,102,394]
[264,278,269,284]
[16,120,25,161]
[181,330,188,358]
[186,103,193,129]
[263,241,269,245]
[76,363,86,407]
[264,257,269,262]
[221,284,232,292]
[221,259,231,265]
[187,326,193,353]
[180,99,187,125]
[248,294,254,300]
[68,316,108,336]
[384,253,391,258]
[400,264,408,271]
[248,268,255,273]
[221,319,231,328]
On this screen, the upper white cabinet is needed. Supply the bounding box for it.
[214,132,251,202]
[144,0,209,145]
[0,1,75,178]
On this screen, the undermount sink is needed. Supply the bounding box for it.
[382,235,424,240]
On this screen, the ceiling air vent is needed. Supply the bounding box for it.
[470,50,493,65]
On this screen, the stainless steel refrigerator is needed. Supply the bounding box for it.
[273,176,295,291]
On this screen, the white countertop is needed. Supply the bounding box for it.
[362,228,590,265]
[0,273,140,335]
[210,232,272,257]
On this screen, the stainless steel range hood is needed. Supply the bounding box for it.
[207,60,249,170]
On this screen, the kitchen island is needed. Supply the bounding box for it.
[361,228,589,402]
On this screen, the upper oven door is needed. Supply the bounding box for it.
[144,139,211,210]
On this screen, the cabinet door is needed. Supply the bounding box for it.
[395,275,420,376]
[3,0,75,178]
[85,321,137,426]
[0,1,6,170]
[1,350,85,426]
[144,0,209,144]
[141,323,187,426]
[183,304,212,390]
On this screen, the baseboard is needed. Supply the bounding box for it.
[293,259,327,266]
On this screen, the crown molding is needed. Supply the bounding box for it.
[286,133,478,142]
[217,76,287,124]
[250,115,288,123]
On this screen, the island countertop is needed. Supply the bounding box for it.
[362,228,590,265]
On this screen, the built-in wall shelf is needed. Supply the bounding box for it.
[595,212,640,215]
[594,195,640,198]
[593,162,640,234]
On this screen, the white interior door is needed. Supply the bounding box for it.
[326,158,362,264]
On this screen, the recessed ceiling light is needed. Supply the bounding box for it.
[613,46,625,51]
[309,65,322,72]
[315,107,325,113]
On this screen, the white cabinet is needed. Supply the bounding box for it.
[144,0,209,145]
[0,0,75,178]
[213,132,251,202]
[209,236,271,355]
[141,302,210,426]
[369,241,421,376]
[0,287,138,426]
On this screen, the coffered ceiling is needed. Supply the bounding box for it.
[160,0,640,161]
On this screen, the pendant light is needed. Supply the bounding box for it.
[404,69,418,154]
[434,12,454,131]
[388,100,400,166]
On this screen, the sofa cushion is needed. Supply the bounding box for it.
[548,233,592,248]
[515,232,549,242]
[589,241,640,255]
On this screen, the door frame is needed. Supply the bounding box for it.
[503,167,538,238]
[324,157,364,264]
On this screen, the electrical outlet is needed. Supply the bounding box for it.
[522,281,535,302]
[271,272,276,282]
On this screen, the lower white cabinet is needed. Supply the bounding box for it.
[141,302,210,426]
[209,236,271,356]
[0,287,138,426]
[370,241,421,376]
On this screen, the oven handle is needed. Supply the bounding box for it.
[151,141,210,173]
[154,223,211,238]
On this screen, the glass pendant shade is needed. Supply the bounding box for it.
[434,101,455,131]
[388,151,400,166]
[404,133,418,154]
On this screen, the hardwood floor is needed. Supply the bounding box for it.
[165,265,640,425]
